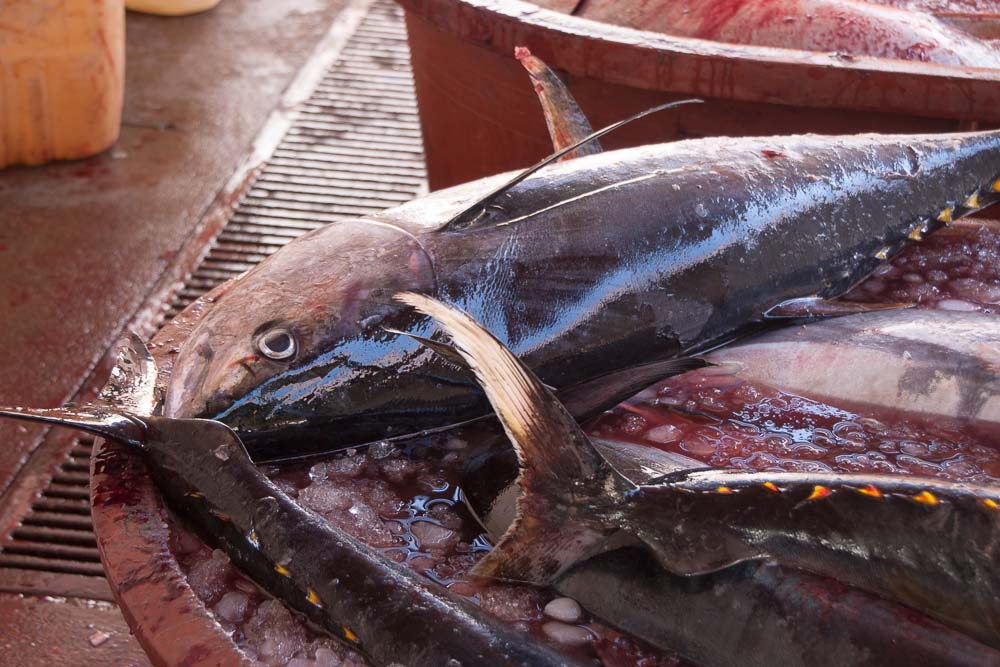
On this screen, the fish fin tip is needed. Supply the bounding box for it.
[0,405,145,447]
[558,356,709,419]
[395,292,608,483]
[514,47,600,159]
[765,297,916,319]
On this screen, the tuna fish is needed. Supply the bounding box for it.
[163,108,1000,461]
[396,292,1000,652]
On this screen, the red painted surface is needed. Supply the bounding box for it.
[0,1,352,665]
[0,593,152,667]
[398,0,1000,189]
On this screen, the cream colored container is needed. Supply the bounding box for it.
[0,0,125,168]
[126,0,221,16]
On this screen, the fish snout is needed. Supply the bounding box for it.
[164,338,256,419]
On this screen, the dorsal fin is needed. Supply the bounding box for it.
[395,292,632,584]
[515,46,600,159]
[444,99,704,231]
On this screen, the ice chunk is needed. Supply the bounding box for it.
[936,299,979,312]
[215,591,251,623]
[543,597,583,623]
[645,424,681,444]
[326,453,366,478]
[542,621,594,646]
[368,440,396,459]
[187,549,233,604]
[244,600,308,667]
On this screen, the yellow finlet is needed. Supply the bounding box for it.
[982,498,999,511]
[762,482,780,493]
[991,178,1000,193]
[247,529,259,549]
[806,485,831,501]
[343,627,359,643]
[306,589,322,607]
[912,491,939,506]
[274,563,291,577]
[937,207,954,223]
[907,225,925,241]
[716,486,734,494]
[857,484,882,498]
[874,246,890,260]
[964,193,981,209]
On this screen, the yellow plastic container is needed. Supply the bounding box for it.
[0,1,125,168]
[126,0,221,16]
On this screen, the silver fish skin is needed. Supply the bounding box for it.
[705,307,1000,432]
[166,129,1000,460]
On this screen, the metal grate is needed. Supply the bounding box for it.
[0,437,104,577]
[0,0,424,589]
[168,0,426,317]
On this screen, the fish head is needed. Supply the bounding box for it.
[164,219,438,450]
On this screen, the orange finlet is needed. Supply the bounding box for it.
[912,491,939,506]
[857,485,882,498]
[716,486,734,494]
[762,482,780,493]
[982,498,999,511]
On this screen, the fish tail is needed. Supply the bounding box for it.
[0,405,147,447]
[395,292,632,584]
[0,332,155,446]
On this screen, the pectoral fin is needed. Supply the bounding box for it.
[764,297,914,319]
[383,327,468,368]
[395,292,631,584]
[558,357,708,420]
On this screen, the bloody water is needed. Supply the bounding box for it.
[168,222,999,666]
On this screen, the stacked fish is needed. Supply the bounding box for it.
[3,49,1000,667]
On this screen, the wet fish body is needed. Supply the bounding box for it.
[167,129,1000,460]
[707,307,1000,433]
[401,295,1000,653]
[468,434,1000,665]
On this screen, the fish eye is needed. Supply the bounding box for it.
[257,328,296,361]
